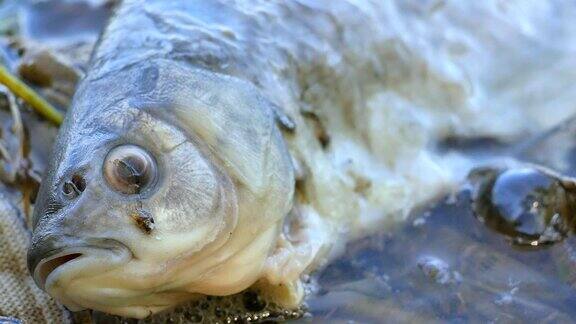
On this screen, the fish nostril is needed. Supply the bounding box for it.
[72,174,86,192]
[62,173,86,199]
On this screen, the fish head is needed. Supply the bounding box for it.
[28,59,295,318]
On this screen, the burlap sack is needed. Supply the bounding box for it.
[0,184,71,323]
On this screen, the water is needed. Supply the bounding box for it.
[1,1,576,323]
[304,187,576,323]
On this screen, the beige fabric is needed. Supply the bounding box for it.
[0,185,71,323]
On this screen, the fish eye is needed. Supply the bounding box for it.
[103,144,157,195]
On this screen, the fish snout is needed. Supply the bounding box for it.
[27,234,130,290]
[31,170,90,229]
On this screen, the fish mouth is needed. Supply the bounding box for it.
[29,238,132,291]
[33,250,84,290]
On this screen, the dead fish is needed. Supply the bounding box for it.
[26,0,576,319]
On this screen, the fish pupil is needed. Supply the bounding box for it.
[114,156,148,193]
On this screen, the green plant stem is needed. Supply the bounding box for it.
[0,64,63,125]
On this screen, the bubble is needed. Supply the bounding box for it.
[122,288,307,324]
[187,313,202,323]
[242,291,266,312]
[469,166,576,247]
[213,306,226,317]
[199,301,210,310]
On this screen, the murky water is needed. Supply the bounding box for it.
[1,1,576,323]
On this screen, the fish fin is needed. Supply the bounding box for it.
[257,205,331,307]
[252,278,304,309]
[272,104,296,133]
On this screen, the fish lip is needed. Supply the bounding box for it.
[28,238,131,291]
[32,248,84,290]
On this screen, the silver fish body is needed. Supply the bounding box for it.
[28,0,576,319]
